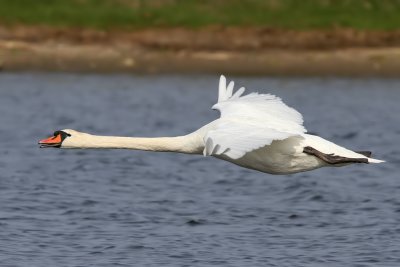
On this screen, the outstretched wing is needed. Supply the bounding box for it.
[204,75,307,159]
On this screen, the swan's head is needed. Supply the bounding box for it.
[38,129,87,148]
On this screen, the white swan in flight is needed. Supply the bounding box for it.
[39,75,384,174]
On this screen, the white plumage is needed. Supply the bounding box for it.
[200,75,383,173]
[40,75,384,174]
[204,75,306,159]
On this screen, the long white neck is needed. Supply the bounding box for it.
[63,132,204,154]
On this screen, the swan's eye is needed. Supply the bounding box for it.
[54,130,71,137]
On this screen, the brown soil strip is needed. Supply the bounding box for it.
[1,25,400,76]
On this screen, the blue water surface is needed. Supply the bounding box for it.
[0,73,399,266]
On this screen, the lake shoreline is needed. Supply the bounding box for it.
[1,26,400,76]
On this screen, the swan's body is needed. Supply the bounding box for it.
[39,76,384,174]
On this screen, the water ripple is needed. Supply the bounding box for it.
[0,73,399,266]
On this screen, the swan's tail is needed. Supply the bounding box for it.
[354,150,385,163]
[368,158,385,164]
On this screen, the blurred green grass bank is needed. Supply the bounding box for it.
[0,0,400,29]
[1,0,400,75]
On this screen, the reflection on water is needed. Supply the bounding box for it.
[0,73,399,266]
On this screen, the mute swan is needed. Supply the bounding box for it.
[39,75,384,174]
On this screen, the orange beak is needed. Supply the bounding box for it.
[39,133,62,148]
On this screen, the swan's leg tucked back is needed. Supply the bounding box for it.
[303,146,369,164]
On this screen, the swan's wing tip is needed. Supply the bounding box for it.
[217,75,247,103]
